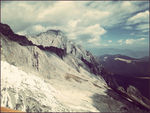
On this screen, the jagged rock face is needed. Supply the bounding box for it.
[0,23,33,46]
[28,30,102,75]
[0,23,149,112]
[126,86,150,110]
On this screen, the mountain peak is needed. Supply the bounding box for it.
[46,29,62,34]
[36,29,65,37]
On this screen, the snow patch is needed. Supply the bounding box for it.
[1,61,71,112]
[114,58,132,63]
[103,56,108,61]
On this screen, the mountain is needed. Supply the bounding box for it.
[27,29,102,76]
[89,48,149,58]
[97,54,150,77]
[1,23,150,112]
[97,54,150,99]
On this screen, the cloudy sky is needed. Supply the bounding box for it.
[1,1,149,53]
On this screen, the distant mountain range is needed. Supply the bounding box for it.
[89,48,149,58]
[97,54,150,77]
[97,54,150,99]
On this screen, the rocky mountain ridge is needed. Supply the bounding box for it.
[27,29,102,75]
[0,23,150,112]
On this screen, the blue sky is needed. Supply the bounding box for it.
[1,1,149,52]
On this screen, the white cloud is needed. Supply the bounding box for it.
[138,38,145,41]
[68,19,81,28]
[122,1,132,7]
[125,38,145,45]
[2,1,148,32]
[89,1,149,27]
[124,26,133,30]
[84,24,106,36]
[125,39,135,44]
[37,1,82,24]
[85,24,106,46]
[118,39,123,45]
[127,10,149,24]
[1,2,42,31]
[33,25,46,32]
[17,31,27,35]
[130,33,135,36]
[136,23,149,32]
[1,1,149,48]
[82,9,110,26]
[125,10,149,33]
[108,40,112,43]
[88,37,100,45]
[17,25,50,35]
